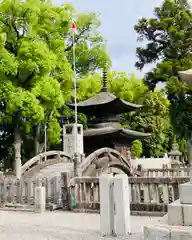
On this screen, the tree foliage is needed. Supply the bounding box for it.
[77,71,148,104]
[126,90,173,157]
[134,0,192,140]
[131,140,143,158]
[0,0,111,168]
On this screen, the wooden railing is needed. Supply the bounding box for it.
[71,176,190,215]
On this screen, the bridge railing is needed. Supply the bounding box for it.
[81,147,129,174]
[70,176,190,215]
[21,151,71,175]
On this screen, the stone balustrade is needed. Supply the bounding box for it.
[0,175,62,207]
[142,168,190,177]
[0,174,191,216]
[71,176,190,215]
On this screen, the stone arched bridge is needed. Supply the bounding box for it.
[21,148,134,179]
[81,148,132,176]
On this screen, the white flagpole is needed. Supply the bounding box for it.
[72,23,78,156]
[44,124,47,161]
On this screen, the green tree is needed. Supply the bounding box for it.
[108,72,148,104]
[77,71,148,104]
[134,0,192,140]
[0,0,111,168]
[131,140,143,158]
[178,138,188,163]
[125,90,172,157]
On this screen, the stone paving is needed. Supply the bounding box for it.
[0,211,161,240]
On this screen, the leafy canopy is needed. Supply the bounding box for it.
[126,89,172,157]
[77,71,148,104]
[134,0,192,139]
[0,0,111,140]
[0,0,111,167]
[131,140,143,158]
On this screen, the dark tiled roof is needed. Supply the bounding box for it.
[69,92,142,109]
[83,126,151,139]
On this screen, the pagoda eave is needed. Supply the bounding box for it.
[68,92,142,115]
[83,126,151,139]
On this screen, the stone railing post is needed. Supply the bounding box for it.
[14,140,22,179]
[74,153,82,177]
[35,186,46,213]
[143,184,150,203]
[61,172,71,210]
[113,174,131,236]
[99,174,114,236]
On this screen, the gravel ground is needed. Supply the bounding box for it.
[0,211,160,240]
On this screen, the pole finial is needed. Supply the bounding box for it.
[102,71,108,92]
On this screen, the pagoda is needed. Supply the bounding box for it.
[69,72,151,156]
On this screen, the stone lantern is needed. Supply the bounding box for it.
[168,143,182,168]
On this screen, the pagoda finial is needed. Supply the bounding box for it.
[102,71,108,92]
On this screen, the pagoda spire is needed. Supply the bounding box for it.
[101,71,108,92]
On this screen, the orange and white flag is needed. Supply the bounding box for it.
[72,22,78,34]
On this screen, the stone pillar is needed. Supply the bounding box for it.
[35,186,46,213]
[188,133,192,183]
[143,184,150,203]
[99,174,114,236]
[61,172,71,210]
[74,153,82,177]
[113,174,131,236]
[14,140,22,179]
[81,153,85,163]
[162,184,169,204]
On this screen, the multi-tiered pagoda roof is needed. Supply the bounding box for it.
[69,72,151,155]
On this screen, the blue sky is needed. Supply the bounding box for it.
[54,0,163,78]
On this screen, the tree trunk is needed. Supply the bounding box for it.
[188,132,192,163]
[34,124,41,155]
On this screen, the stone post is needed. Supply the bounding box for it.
[99,174,115,236]
[188,132,192,183]
[81,153,85,163]
[61,172,71,210]
[35,186,46,213]
[113,174,131,236]
[74,153,82,177]
[14,140,22,179]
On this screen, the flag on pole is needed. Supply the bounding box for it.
[72,22,78,34]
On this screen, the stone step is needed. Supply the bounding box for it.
[0,207,34,212]
[1,202,62,212]
[0,203,34,212]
